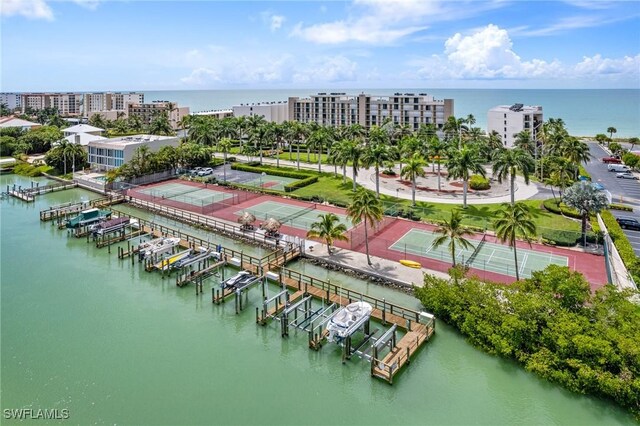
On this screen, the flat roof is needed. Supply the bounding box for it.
[88,134,177,148]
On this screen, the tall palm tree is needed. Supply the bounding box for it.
[332,139,351,184]
[307,126,332,173]
[607,126,617,141]
[427,136,447,191]
[346,187,383,266]
[401,154,427,206]
[446,146,486,208]
[397,135,420,172]
[561,137,591,179]
[188,116,217,146]
[493,202,536,281]
[218,138,232,182]
[431,210,475,267]
[306,213,349,254]
[513,130,535,156]
[362,142,392,197]
[249,122,274,164]
[492,148,535,205]
[342,140,364,192]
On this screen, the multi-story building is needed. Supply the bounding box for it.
[21,93,83,116]
[82,92,144,117]
[127,102,190,130]
[232,102,288,123]
[0,93,21,110]
[87,134,180,171]
[288,92,454,131]
[487,104,543,148]
[192,109,233,119]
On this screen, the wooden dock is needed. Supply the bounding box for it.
[8,181,78,202]
[176,259,226,288]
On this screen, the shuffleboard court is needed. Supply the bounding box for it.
[236,200,353,231]
[390,228,568,279]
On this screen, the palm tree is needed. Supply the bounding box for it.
[431,210,475,267]
[492,148,535,205]
[446,146,486,208]
[427,136,447,191]
[342,140,364,192]
[561,137,591,179]
[513,130,535,156]
[563,181,609,246]
[401,154,427,206]
[397,135,420,172]
[218,138,232,182]
[148,111,174,136]
[629,137,639,151]
[307,126,332,173]
[346,187,383,266]
[362,142,392,197]
[306,213,349,254]
[188,116,217,146]
[607,126,617,141]
[493,202,536,281]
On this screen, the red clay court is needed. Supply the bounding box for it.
[127,179,607,290]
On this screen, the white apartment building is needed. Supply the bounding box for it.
[82,92,144,117]
[128,102,190,130]
[192,109,233,119]
[87,134,180,171]
[487,104,544,148]
[0,93,21,110]
[288,92,454,130]
[20,93,83,116]
[232,102,288,123]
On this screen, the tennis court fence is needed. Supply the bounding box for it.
[347,216,397,251]
[598,213,637,292]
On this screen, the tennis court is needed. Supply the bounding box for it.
[137,182,233,207]
[243,175,299,191]
[390,228,568,279]
[236,200,353,231]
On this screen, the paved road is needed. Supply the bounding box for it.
[584,142,640,255]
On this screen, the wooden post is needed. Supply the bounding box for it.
[382,299,387,325]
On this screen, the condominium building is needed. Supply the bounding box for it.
[0,93,21,110]
[83,92,144,116]
[192,109,233,119]
[487,104,544,148]
[127,102,190,130]
[21,93,82,116]
[232,102,288,123]
[288,92,454,130]
[87,134,180,171]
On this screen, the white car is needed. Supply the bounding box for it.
[197,167,214,176]
[616,172,639,180]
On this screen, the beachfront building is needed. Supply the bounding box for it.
[0,116,40,131]
[62,123,104,138]
[87,134,180,171]
[127,102,190,130]
[487,104,543,148]
[0,93,21,110]
[192,109,233,119]
[64,132,108,149]
[21,93,83,116]
[232,102,288,123]
[83,92,144,118]
[288,92,454,130]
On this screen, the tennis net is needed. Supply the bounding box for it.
[278,204,317,223]
[160,185,203,201]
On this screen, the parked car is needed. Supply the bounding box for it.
[602,156,622,164]
[608,164,631,173]
[591,182,605,190]
[188,167,203,176]
[616,172,639,180]
[616,217,640,231]
[197,167,214,176]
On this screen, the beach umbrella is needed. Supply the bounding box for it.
[261,218,282,233]
[237,211,256,226]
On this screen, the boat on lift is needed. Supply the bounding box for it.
[154,249,192,271]
[326,301,373,343]
[65,208,111,229]
[174,247,219,269]
[138,237,181,260]
[90,216,130,236]
[222,270,256,290]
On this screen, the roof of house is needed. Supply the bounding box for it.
[65,132,108,146]
[62,124,104,133]
[0,117,40,128]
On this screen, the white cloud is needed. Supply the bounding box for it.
[180,68,222,86]
[292,56,358,84]
[411,24,639,85]
[260,11,286,32]
[72,0,101,11]
[1,0,54,20]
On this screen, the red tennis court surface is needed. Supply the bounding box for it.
[128,179,607,290]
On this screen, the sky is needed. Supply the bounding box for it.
[1,0,639,91]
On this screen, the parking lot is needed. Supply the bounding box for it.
[585,142,640,255]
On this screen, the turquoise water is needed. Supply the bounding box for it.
[144,88,640,137]
[1,174,637,425]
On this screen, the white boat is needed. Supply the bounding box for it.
[222,270,256,289]
[139,237,181,259]
[326,301,373,343]
[154,249,192,271]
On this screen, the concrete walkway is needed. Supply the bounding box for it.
[229,155,542,205]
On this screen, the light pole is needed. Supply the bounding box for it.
[260,171,266,189]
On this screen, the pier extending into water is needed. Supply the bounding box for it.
[7,181,78,202]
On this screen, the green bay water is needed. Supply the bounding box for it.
[1,174,636,425]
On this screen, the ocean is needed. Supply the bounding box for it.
[142,88,640,138]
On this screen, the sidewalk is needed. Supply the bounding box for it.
[231,154,541,205]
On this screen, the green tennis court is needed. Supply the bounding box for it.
[236,201,353,231]
[390,228,568,279]
[242,175,299,191]
[138,182,233,207]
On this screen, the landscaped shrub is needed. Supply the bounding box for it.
[231,163,313,179]
[246,161,261,167]
[469,174,490,190]
[13,163,53,177]
[541,230,580,246]
[283,176,318,192]
[542,198,582,219]
[609,203,634,212]
[600,210,640,280]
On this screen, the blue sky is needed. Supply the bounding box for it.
[2,0,639,91]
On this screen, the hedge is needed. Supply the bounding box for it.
[541,230,599,247]
[542,198,583,219]
[231,163,313,180]
[469,174,490,190]
[283,176,318,192]
[609,203,634,212]
[600,210,640,280]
